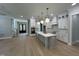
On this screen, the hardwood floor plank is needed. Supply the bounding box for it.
[0,35,79,56]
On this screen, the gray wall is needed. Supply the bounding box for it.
[0,15,12,37]
[68,4,79,44]
[72,14,79,42]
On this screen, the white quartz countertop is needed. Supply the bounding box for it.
[36,31,56,37]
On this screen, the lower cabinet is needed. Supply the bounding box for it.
[58,29,69,43]
[36,33,57,49]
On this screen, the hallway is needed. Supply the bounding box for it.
[0,35,79,56]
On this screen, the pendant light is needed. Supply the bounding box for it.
[45,8,50,23]
[40,20,44,24]
[45,18,50,23]
[40,12,44,24]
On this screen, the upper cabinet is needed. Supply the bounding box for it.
[52,17,58,25]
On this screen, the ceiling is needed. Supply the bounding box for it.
[0,3,75,19]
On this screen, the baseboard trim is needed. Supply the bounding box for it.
[68,43,72,46]
[0,37,12,39]
[75,40,79,43]
[72,40,79,44]
[57,39,67,45]
[30,34,35,36]
[57,39,72,45]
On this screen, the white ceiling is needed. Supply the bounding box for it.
[0,3,75,19]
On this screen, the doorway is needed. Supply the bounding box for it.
[19,23,26,33]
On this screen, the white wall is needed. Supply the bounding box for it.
[30,18,36,27]
[0,16,28,38]
[13,19,28,35]
[0,15,13,38]
[36,22,40,32]
[29,17,36,35]
[14,19,28,29]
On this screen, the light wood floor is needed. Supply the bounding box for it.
[0,35,79,56]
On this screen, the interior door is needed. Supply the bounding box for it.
[23,24,26,33]
[19,23,26,33]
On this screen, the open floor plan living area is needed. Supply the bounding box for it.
[0,3,79,56]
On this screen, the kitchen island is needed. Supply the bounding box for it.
[36,32,57,49]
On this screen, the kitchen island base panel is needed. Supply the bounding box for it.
[36,32,57,49]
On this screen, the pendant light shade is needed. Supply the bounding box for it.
[45,8,50,23]
[45,18,50,23]
[40,20,44,24]
[37,8,50,24]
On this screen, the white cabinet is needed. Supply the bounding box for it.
[46,16,58,33]
[58,30,68,43]
[57,12,69,43]
[30,18,36,27]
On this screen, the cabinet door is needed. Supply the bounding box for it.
[63,30,68,43]
[58,30,68,43]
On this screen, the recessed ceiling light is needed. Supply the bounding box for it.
[72,3,77,6]
[21,16,23,17]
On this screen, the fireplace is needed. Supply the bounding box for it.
[31,27,35,34]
